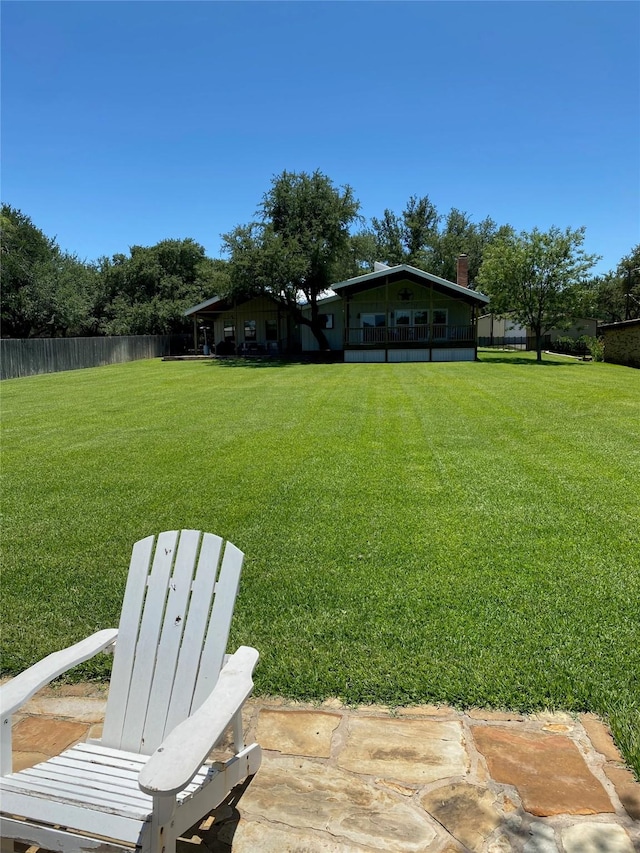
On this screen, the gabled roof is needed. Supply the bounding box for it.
[184,295,227,316]
[331,263,490,305]
[184,293,283,317]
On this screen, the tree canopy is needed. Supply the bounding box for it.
[0,205,221,338]
[221,170,361,349]
[570,244,640,324]
[1,204,98,338]
[370,195,439,268]
[477,226,600,361]
[96,239,222,335]
[367,196,513,286]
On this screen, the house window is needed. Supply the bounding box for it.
[320,313,334,330]
[265,319,278,341]
[394,309,412,342]
[432,309,448,340]
[244,320,256,341]
[223,319,235,342]
[394,309,429,342]
[413,310,429,341]
[361,313,386,343]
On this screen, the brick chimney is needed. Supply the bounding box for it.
[457,254,469,288]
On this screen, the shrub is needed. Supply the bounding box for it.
[550,336,589,356]
[584,335,605,361]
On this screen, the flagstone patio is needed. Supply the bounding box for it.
[5,684,640,852]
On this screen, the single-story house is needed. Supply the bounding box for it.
[185,294,300,356]
[185,255,490,363]
[477,314,597,350]
[599,318,640,369]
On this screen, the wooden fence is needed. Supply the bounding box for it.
[0,335,171,380]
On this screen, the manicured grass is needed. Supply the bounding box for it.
[1,352,639,775]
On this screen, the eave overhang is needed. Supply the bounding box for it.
[332,264,489,305]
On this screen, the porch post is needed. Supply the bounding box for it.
[385,275,389,361]
[345,295,350,350]
[473,304,478,360]
[429,283,434,361]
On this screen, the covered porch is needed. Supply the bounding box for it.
[184,295,298,356]
[333,262,489,363]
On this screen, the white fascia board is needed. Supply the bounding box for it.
[299,291,341,309]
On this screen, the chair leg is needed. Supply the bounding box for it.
[150,795,177,853]
[232,710,244,753]
[1,716,13,775]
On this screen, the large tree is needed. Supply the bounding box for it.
[96,239,221,335]
[368,196,512,286]
[569,245,640,324]
[0,204,97,337]
[619,244,640,320]
[370,195,439,269]
[221,170,361,350]
[429,210,514,285]
[477,226,599,362]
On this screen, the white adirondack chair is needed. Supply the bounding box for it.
[0,530,262,852]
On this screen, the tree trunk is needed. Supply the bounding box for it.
[535,331,543,362]
[289,302,331,351]
[308,319,330,351]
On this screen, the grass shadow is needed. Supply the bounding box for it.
[205,357,297,369]
[205,355,343,368]
[478,355,582,367]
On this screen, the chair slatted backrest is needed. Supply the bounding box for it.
[101,530,244,755]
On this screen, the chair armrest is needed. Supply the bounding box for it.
[138,645,259,796]
[0,629,118,717]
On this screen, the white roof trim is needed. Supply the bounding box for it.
[299,289,341,308]
[300,293,343,310]
[332,263,490,303]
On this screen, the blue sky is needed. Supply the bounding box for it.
[2,1,638,275]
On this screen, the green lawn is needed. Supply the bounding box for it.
[1,352,639,775]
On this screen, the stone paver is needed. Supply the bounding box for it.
[472,725,614,816]
[419,781,502,852]
[488,839,516,853]
[21,695,107,723]
[4,691,640,853]
[338,716,468,784]
[523,822,558,853]
[229,820,384,852]
[256,709,341,757]
[581,713,625,763]
[12,715,89,755]
[605,764,640,820]
[561,822,635,853]
[12,751,51,773]
[238,754,440,851]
